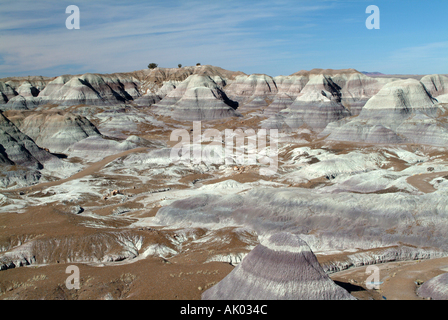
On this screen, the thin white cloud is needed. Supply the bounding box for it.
[0,1,332,77]
[390,41,448,60]
[385,41,448,74]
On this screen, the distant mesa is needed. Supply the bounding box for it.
[361,71,385,77]
[293,68,361,76]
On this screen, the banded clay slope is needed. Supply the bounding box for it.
[0,108,150,188]
[0,117,41,190]
[418,272,448,300]
[4,110,101,153]
[2,65,448,301]
[1,65,246,114]
[224,74,278,110]
[135,65,245,107]
[0,66,398,124]
[0,111,56,168]
[330,256,448,300]
[0,111,75,188]
[37,73,140,107]
[262,69,396,131]
[320,77,448,146]
[290,69,396,116]
[0,259,233,300]
[0,200,236,300]
[151,74,240,121]
[265,75,309,115]
[0,75,52,89]
[0,77,53,109]
[145,67,399,124]
[147,67,383,122]
[0,82,18,105]
[420,74,448,98]
[279,73,351,131]
[3,82,43,110]
[202,232,355,300]
[155,186,448,265]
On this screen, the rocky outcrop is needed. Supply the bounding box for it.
[139,65,243,88]
[202,232,355,300]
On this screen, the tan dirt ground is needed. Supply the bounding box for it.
[2,109,448,300]
[330,257,448,300]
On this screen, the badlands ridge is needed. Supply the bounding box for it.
[1,65,448,300]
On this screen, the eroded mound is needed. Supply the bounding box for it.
[202,232,355,300]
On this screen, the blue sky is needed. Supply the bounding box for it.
[0,0,447,78]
